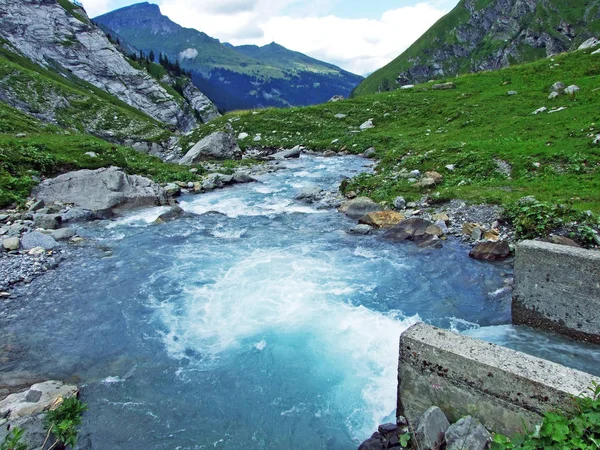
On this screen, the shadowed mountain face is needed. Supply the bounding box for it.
[94,3,363,111]
[354,0,600,96]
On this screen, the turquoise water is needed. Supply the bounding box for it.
[3,156,599,449]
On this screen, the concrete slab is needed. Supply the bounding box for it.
[512,240,600,343]
[398,323,600,436]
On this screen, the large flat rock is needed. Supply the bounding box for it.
[33,167,167,216]
[0,380,78,419]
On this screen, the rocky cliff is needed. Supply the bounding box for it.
[0,0,218,130]
[354,0,600,95]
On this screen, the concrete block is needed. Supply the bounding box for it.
[397,323,600,436]
[512,240,600,343]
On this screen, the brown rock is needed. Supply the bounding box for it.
[383,218,444,248]
[549,235,581,248]
[432,213,449,223]
[359,211,405,228]
[484,229,500,242]
[425,171,444,184]
[469,241,511,261]
[462,222,481,236]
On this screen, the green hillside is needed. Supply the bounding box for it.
[182,48,600,222]
[354,0,600,96]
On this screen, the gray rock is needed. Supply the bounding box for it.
[232,173,256,184]
[60,208,97,223]
[548,91,560,100]
[334,113,347,119]
[360,119,375,130]
[33,167,167,216]
[393,196,406,210]
[414,406,450,450]
[295,186,324,202]
[155,205,185,223]
[338,197,382,219]
[28,199,45,212]
[164,183,181,197]
[271,146,302,160]
[347,224,373,235]
[33,213,62,230]
[445,416,491,450]
[50,228,76,241]
[180,132,241,164]
[564,85,580,95]
[0,414,46,450]
[578,37,600,50]
[181,79,220,123]
[409,170,421,178]
[357,432,385,450]
[328,95,345,102]
[432,82,456,90]
[471,227,482,241]
[238,132,249,140]
[383,218,444,248]
[2,237,20,251]
[21,232,58,250]
[551,81,565,92]
[0,380,78,419]
[363,147,376,158]
[323,150,336,157]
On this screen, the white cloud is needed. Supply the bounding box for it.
[98,0,449,75]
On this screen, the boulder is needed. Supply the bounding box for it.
[164,183,181,197]
[469,241,511,261]
[445,416,491,450]
[50,228,76,241]
[383,218,444,248]
[359,211,405,228]
[360,119,374,130]
[328,95,345,102]
[564,85,580,95]
[180,131,241,164]
[0,380,78,419]
[413,406,450,450]
[393,196,406,210]
[155,206,185,223]
[338,197,382,219]
[33,213,62,230]
[551,81,565,92]
[28,199,45,212]
[60,207,97,223]
[578,37,600,50]
[548,91,560,100]
[295,186,324,203]
[33,167,167,216]
[232,173,256,184]
[432,82,456,90]
[347,224,373,235]
[2,236,20,251]
[270,146,302,159]
[363,147,376,158]
[323,150,336,157]
[21,232,57,250]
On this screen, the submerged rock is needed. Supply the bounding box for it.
[34,167,167,216]
[155,206,185,223]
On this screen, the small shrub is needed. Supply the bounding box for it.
[491,382,600,449]
[43,397,87,449]
[1,427,27,450]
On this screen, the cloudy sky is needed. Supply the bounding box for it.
[85,0,459,75]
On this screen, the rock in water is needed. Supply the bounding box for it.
[383,218,444,248]
[33,167,167,216]
[180,132,241,163]
[155,206,185,223]
[338,197,382,219]
[414,406,450,450]
[20,232,58,250]
[445,416,491,450]
[359,211,405,228]
[270,146,303,159]
[347,224,373,235]
[469,241,511,261]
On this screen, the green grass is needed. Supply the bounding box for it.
[57,0,87,23]
[184,49,600,216]
[0,104,201,208]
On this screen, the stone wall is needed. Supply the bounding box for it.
[397,323,599,436]
[512,240,600,343]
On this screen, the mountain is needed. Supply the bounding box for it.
[0,0,219,134]
[354,0,600,96]
[93,3,363,111]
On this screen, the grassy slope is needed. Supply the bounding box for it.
[0,104,200,208]
[354,0,600,96]
[183,49,600,213]
[0,44,172,143]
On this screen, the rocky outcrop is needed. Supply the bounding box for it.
[33,167,167,216]
[0,380,78,419]
[0,0,216,131]
[180,132,242,164]
[355,0,600,94]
